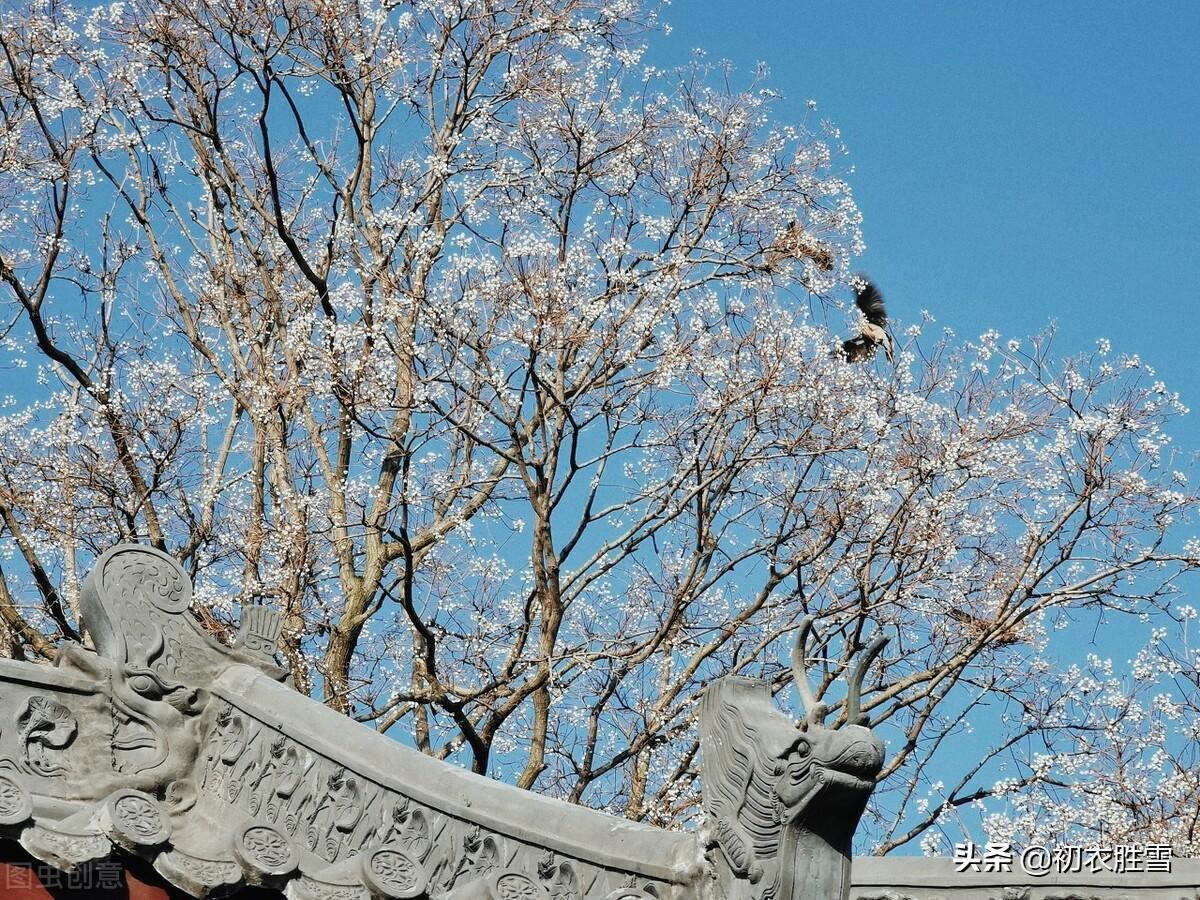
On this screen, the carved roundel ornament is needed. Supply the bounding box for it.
[360,845,428,899]
[0,770,33,825]
[488,871,549,900]
[234,822,299,884]
[103,788,170,848]
[602,890,657,900]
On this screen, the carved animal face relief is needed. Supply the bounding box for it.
[772,722,885,826]
[699,617,889,900]
[49,544,288,798]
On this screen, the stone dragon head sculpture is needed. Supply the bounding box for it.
[51,545,288,797]
[699,617,888,900]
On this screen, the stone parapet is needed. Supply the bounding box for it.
[850,856,1200,899]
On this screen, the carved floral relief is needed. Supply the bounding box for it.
[17,695,77,777]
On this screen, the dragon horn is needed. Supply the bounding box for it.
[845,634,889,725]
[791,616,828,727]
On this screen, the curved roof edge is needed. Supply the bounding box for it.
[214,665,700,879]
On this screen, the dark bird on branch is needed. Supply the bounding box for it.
[840,276,893,364]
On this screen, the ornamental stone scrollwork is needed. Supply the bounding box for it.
[81,544,288,688]
[154,848,244,897]
[461,826,505,881]
[214,706,248,764]
[17,694,77,776]
[193,682,691,900]
[290,875,371,900]
[447,870,551,900]
[539,853,580,900]
[493,870,553,900]
[308,766,366,856]
[399,811,432,863]
[377,802,432,863]
[19,823,112,873]
[373,798,431,859]
[104,546,192,614]
[471,833,502,879]
[246,735,303,818]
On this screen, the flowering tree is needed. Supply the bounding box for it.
[1,0,1198,854]
[962,620,1200,856]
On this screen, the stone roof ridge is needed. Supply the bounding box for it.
[0,542,883,900]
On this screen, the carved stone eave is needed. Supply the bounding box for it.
[211,665,700,881]
[0,544,885,900]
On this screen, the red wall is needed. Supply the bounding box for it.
[0,855,177,900]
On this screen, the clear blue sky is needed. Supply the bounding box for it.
[658,1,1200,446]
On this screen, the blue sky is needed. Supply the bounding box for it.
[653,3,1200,844]
[658,1,1200,446]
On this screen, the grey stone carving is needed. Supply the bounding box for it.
[52,635,207,794]
[17,694,77,776]
[79,543,289,687]
[290,875,372,900]
[97,788,171,851]
[235,604,285,662]
[700,616,887,900]
[494,870,551,900]
[154,848,244,897]
[234,821,301,887]
[0,541,962,900]
[0,769,32,826]
[19,822,112,872]
[0,541,1192,900]
[360,845,429,899]
[447,869,552,900]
